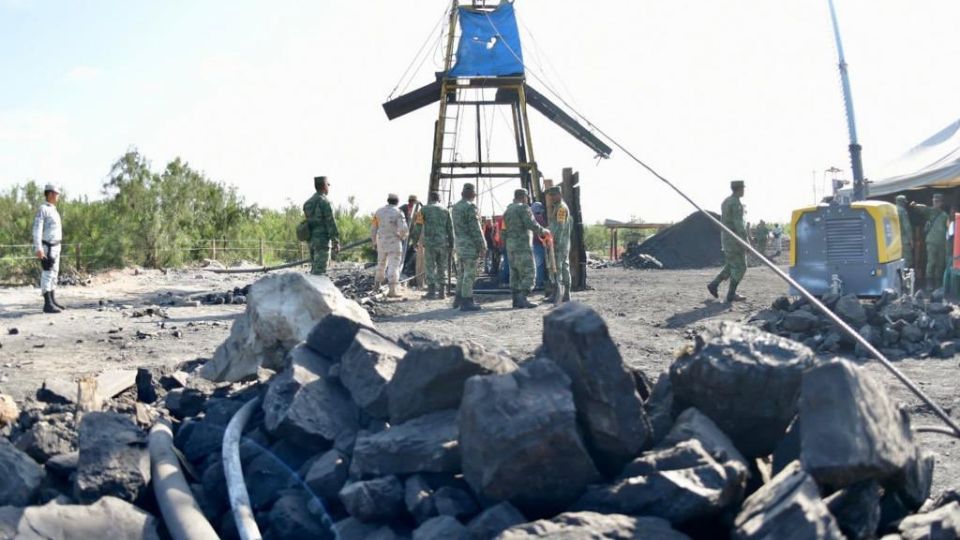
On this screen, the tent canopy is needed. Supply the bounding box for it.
[449,2,524,78]
[868,118,960,197]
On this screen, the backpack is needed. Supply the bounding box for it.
[296,220,311,242]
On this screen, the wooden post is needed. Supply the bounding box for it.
[259,238,265,266]
[211,239,217,261]
[562,168,587,291]
[300,242,306,261]
[75,243,82,273]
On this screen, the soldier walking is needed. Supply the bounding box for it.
[33,184,64,314]
[503,189,550,309]
[895,195,914,269]
[409,191,454,300]
[371,194,409,298]
[708,180,748,302]
[302,176,340,275]
[546,186,573,303]
[912,193,948,291]
[451,183,485,312]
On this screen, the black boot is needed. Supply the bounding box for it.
[707,280,720,299]
[511,292,519,308]
[460,297,482,312]
[50,290,66,310]
[452,294,463,309]
[423,285,437,299]
[515,293,537,309]
[562,290,570,303]
[437,286,446,300]
[43,292,61,314]
[726,280,745,303]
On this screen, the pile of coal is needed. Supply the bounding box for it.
[620,244,665,270]
[2,270,956,539]
[749,289,960,359]
[631,211,724,269]
[199,285,251,306]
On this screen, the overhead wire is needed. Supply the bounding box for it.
[482,10,960,439]
[387,2,450,100]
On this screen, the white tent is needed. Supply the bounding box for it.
[868,119,960,197]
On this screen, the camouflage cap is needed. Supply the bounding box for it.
[514,188,529,199]
[731,180,745,189]
[462,183,476,193]
[545,186,562,195]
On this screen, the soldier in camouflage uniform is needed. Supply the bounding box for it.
[451,183,486,312]
[546,186,572,303]
[409,191,454,300]
[911,193,948,291]
[708,180,748,302]
[895,195,913,268]
[302,176,340,275]
[503,189,549,309]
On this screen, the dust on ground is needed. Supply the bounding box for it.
[0,264,957,496]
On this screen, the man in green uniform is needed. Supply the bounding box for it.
[302,176,340,275]
[895,195,913,268]
[911,193,948,291]
[546,186,573,303]
[755,220,769,255]
[451,183,486,312]
[708,180,748,302]
[409,191,454,300]
[503,189,549,309]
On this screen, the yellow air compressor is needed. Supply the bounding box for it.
[789,200,904,296]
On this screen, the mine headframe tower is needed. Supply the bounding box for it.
[382,0,611,204]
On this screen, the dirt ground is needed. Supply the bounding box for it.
[1,264,957,498]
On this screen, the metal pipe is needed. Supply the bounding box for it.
[827,0,865,200]
[205,238,372,275]
[149,420,221,540]
[223,397,262,540]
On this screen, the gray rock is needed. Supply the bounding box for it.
[135,367,158,403]
[882,297,921,323]
[388,339,516,424]
[341,329,405,418]
[645,372,676,446]
[731,461,843,540]
[0,438,44,506]
[541,302,651,474]
[434,486,479,521]
[901,324,924,343]
[458,357,600,514]
[659,407,750,481]
[74,412,150,504]
[333,517,381,540]
[14,420,76,463]
[201,273,372,381]
[164,387,207,419]
[894,447,936,511]
[45,451,79,480]
[467,502,526,540]
[0,495,160,540]
[262,350,358,450]
[406,474,438,524]
[177,418,226,464]
[414,516,469,540]
[799,360,916,489]
[304,449,350,502]
[339,476,406,523]
[836,294,868,327]
[268,490,335,540]
[245,451,298,510]
[284,342,335,378]
[898,501,960,539]
[670,321,814,458]
[495,512,691,540]
[575,439,743,524]
[825,480,882,540]
[783,310,820,332]
[351,410,459,478]
[306,312,376,360]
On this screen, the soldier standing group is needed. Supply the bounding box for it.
[303,177,574,311]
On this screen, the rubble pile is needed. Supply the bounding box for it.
[0,271,957,539]
[620,245,665,270]
[631,211,724,269]
[750,289,960,358]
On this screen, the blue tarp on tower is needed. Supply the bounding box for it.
[449,2,524,78]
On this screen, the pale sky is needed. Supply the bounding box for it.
[2,0,959,224]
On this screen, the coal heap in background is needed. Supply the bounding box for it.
[633,211,723,269]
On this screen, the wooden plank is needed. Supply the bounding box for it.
[95,369,138,402]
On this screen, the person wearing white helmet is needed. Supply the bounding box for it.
[32,183,64,313]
